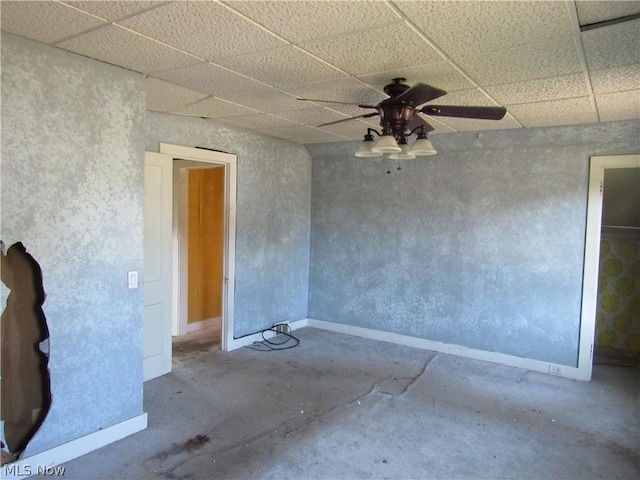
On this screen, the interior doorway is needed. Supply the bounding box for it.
[160,143,237,352]
[174,164,225,346]
[592,167,640,366]
[578,154,640,380]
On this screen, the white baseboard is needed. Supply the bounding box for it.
[307,319,580,380]
[226,318,308,351]
[2,413,148,479]
[186,316,221,334]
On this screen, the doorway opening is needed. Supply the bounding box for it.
[578,154,640,380]
[160,143,237,353]
[174,164,224,349]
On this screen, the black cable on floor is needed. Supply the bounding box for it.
[236,324,300,351]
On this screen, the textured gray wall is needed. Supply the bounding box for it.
[1,34,146,454]
[146,112,311,336]
[307,120,640,367]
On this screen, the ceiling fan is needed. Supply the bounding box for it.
[298,78,507,158]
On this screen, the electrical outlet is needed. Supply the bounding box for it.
[548,365,562,376]
[272,322,289,334]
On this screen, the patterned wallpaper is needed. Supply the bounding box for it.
[596,232,640,351]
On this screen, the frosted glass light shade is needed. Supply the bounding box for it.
[389,143,416,160]
[355,140,382,157]
[371,135,401,153]
[410,137,437,156]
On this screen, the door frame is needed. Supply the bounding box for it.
[578,154,640,380]
[160,143,237,352]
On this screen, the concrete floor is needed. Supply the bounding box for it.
[53,328,638,479]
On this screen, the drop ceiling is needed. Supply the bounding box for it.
[2,0,639,144]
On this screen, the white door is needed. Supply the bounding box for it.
[143,152,173,381]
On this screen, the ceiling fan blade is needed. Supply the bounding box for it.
[407,113,435,133]
[297,98,377,109]
[317,112,379,127]
[394,83,447,106]
[421,105,507,120]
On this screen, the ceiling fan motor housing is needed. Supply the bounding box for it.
[379,103,416,138]
[383,78,411,97]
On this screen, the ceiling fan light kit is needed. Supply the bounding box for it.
[371,133,403,154]
[389,137,417,160]
[299,78,507,160]
[354,131,382,157]
[407,133,437,157]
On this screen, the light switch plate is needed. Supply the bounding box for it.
[128,271,138,289]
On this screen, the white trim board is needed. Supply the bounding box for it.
[307,319,580,380]
[2,413,147,480]
[578,154,640,381]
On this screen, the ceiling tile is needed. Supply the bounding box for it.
[582,20,640,70]
[63,1,167,21]
[146,78,209,112]
[507,97,596,123]
[284,77,383,106]
[456,39,583,86]
[272,107,355,126]
[422,117,456,134]
[223,0,399,43]
[428,89,497,107]
[575,1,640,25]
[434,116,521,132]
[215,46,346,88]
[357,62,476,94]
[299,23,441,76]
[57,25,203,74]
[520,112,599,128]
[118,1,287,61]
[412,1,575,59]
[218,87,310,114]
[1,1,105,44]
[391,1,459,18]
[171,97,260,119]
[590,64,640,94]
[596,90,640,121]
[261,126,350,144]
[321,103,381,123]
[485,74,590,105]
[319,119,380,140]
[218,113,300,130]
[152,62,269,96]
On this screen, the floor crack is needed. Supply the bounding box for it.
[398,353,437,396]
[145,375,394,479]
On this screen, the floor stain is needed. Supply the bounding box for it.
[184,434,210,452]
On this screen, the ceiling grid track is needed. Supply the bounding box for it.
[566,0,601,121]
